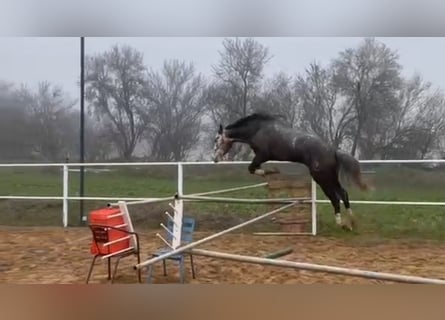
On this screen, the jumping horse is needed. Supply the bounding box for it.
[212,112,370,231]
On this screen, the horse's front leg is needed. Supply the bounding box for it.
[248,154,266,176]
[248,155,279,177]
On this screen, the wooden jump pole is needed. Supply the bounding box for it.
[134,201,300,270]
[189,249,445,284]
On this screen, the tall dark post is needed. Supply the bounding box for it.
[80,36,85,225]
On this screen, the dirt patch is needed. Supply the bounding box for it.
[1,226,445,284]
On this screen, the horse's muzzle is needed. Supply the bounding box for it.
[213,150,223,163]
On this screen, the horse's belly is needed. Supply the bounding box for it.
[270,143,303,162]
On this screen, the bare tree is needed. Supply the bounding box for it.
[0,81,33,161]
[18,81,77,162]
[206,81,244,128]
[85,44,148,160]
[412,89,445,159]
[373,74,431,159]
[331,37,403,158]
[142,60,206,161]
[212,37,272,117]
[295,62,354,149]
[207,37,272,159]
[254,72,300,128]
[83,116,115,161]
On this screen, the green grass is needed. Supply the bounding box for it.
[0,164,445,242]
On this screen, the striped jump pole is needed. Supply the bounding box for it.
[189,249,445,285]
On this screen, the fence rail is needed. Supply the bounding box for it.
[0,159,444,228]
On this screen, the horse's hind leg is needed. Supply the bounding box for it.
[312,173,344,228]
[333,179,356,229]
[321,183,346,228]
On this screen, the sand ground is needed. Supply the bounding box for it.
[1,226,445,284]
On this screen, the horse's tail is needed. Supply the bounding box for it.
[335,150,371,191]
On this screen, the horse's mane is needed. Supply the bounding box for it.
[226,112,277,129]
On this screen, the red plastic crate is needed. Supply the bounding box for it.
[89,207,130,255]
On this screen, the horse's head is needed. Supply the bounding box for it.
[213,124,233,163]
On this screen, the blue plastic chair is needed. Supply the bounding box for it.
[147,216,196,283]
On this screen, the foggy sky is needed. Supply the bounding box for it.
[1,37,445,104]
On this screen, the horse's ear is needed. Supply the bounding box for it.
[218,124,223,134]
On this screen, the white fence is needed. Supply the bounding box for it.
[0,159,444,229]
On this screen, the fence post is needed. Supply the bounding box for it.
[172,163,184,249]
[62,163,69,227]
[311,178,317,235]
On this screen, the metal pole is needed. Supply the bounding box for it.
[180,194,310,204]
[189,249,445,284]
[79,36,85,225]
[107,196,176,207]
[190,182,268,197]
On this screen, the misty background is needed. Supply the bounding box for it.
[1,36,444,163]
